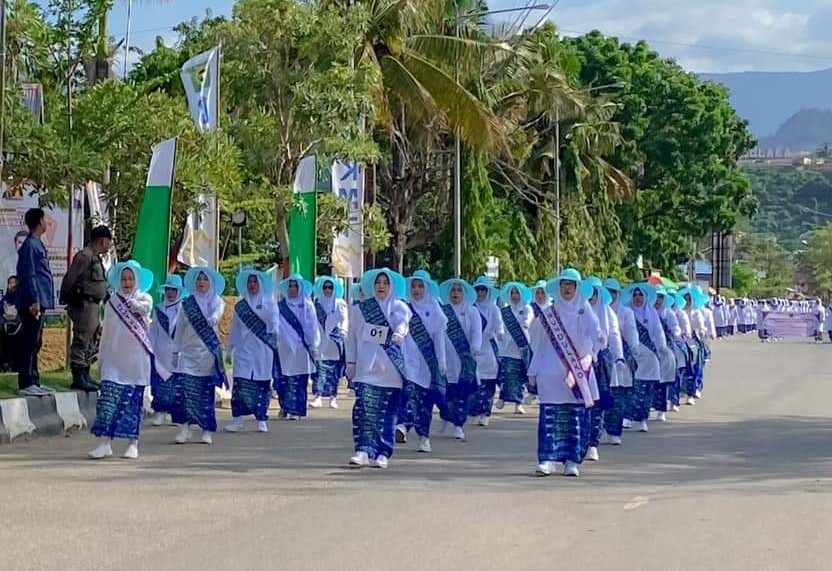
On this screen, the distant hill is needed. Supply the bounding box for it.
[757,109,832,153]
[701,68,832,139]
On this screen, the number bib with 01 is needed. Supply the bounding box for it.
[361,324,390,345]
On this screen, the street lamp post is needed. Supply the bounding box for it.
[453,3,551,278]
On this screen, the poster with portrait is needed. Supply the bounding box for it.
[0,181,84,306]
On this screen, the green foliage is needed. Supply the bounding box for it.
[805,223,832,293]
[731,263,757,296]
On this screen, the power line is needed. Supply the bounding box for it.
[557,28,832,62]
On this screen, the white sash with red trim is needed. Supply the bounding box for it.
[538,305,594,408]
[109,293,172,381]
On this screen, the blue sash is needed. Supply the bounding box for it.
[408,302,447,402]
[441,304,478,386]
[478,307,500,359]
[235,299,282,379]
[278,298,315,363]
[314,300,327,329]
[154,306,171,336]
[358,298,407,382]
[635,320,658,355]
[532,303,543,319]
[182,296,226,387]
[501,305,532,367]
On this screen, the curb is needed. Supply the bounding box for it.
[0,391,98,445]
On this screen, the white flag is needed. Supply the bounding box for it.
[178,46,220,268]
[331,160,364,278]
[85,181,115,271]
[180,47,220,133]
[177,196,219,269]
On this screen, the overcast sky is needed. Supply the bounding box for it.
[96,0,832,74]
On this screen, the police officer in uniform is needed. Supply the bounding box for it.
[60,225,112,392]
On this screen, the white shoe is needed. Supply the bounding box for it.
[309,396,323,409]
[586,446,600,462]
[622,419,632,429]
[373,455,389,469]
[671,405,681,413]
[257,421,269,433]
[657,412,667,422]
[536,461,553,476]
[478,415,490,427]
[523,393,535,405]
[610,436,622,446]
[639,420,649,433]
[495,399,505,410]
[329,398,338,409]
[686,396,696,406]
[200,431,213,445]
[515,404,527,415]
[395,424,408,444]
[175,425,192,444]
[600,431,611,444]
[695,390,702,399]
[453,426,465,441]
[286,414,300,421]
[418,437,432,453]
[349,451,369,468]
[88,441,113,460]
[122,442,139,459]
[151,412,165,427]
[225,418,243,433]
[564,461,580,477]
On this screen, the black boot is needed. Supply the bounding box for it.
[82,367,101,390]
[70,367,99,392]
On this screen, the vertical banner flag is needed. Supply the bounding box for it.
[288,155,317,281]
[133,138,177,296]
[331,160,364,278]
[85,181,115,271]
[178,46,220,268]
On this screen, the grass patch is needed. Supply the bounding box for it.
[0,371,73,399]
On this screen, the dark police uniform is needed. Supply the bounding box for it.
[60,247,107,377]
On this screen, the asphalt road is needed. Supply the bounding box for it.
[2,336,831,571]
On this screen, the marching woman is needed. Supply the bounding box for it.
[148,275,187,426]
[439,278,482,441]
[89,260,160,459]
[680,287,709,404]
[225,270,279,434]
[396,272,447,453]
[604,278,640,444]
[311,276,348,409]
[531,280,551,317]
[171,267,227,445]
[496,281,534,415]
[346,268,410,469]
[621,283,667,433]
[653,288,681,422]
[583,276,623,461]
[528,269,601,477]
[275,274,320,420]
[470,276,503,427]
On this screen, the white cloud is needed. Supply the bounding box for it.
[490,0,832,72]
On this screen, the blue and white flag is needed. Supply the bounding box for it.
[180,46,220,133]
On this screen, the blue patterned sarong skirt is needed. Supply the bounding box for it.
[231,378,272,421]
[171,374,217,432]
[399,381,435,438]
[537,403,585,464]
[275,374,310,417]
[91,381,145,440]
[589,350,614,447]
[498,357,527,404]
[652,382,669,412]
[314,360,341,398]
[352,382,401,460]
[440,381,475,427]
[630,379,655,422]
[150,371,177,414]
[604,386,630,437]
[468,378,497,417]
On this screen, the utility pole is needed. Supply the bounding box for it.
[554,108,561,274]
[0,0,7,181]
